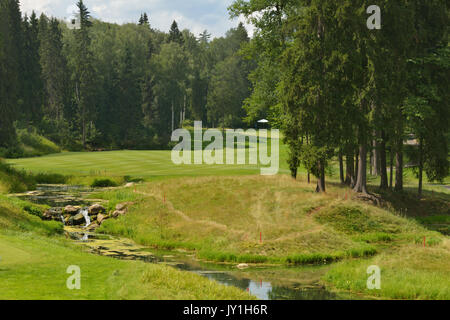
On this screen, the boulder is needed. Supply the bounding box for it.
[115,203,128,211]
[97,213,109,224]
[64,205,80,215]
[237,263,249,270]
[86,223,99,232]
[88,204,106,215]
[43,207,63,221]
[112,210,126,218]
[125,182,135,188]
[72,212,86,226]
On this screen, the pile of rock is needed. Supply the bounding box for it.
[43,202,132,230]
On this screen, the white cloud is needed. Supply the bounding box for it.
[19,0,254,38]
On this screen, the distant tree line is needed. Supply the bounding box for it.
[0,0,252,153]
[231,0,449,196]
[1,0,448,197]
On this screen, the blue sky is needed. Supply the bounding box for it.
[20,0,253,38]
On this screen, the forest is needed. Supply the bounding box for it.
[0,0,449,197]
[0,0,252,153]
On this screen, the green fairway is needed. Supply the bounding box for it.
[6,149,290,180]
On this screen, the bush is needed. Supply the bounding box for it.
[17,129,61,157]
[0,160,36,193]
[91,178,118,188]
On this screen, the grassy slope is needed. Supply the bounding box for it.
[92,175,449,299]
[5,149,450,300]
[96,176,443,261]
[0,171,253,300]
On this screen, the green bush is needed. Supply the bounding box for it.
[0,160,36,193]
[18,129,61,156]
[91,178,118,188]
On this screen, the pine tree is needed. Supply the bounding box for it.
[21,11,44,127]
[168,20,183,44]
[0,0,22,149]
[39,16,69,122]
[73,0,97,149]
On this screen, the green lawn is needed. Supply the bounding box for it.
[0,194,253,300]
[6,149,290,180]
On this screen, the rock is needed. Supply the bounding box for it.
[125,182,135,188]
[72,212,86,226]
[237,263,249,270]
[112,210,126,218]
[43,207,63,220]
[97,213,109,224]
[64,205,80,215]
[115,203,128,211]
[88,204,106,215]
[86,223,99,232]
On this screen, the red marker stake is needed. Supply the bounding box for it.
[424,237,426,248]
[260,232,262,244]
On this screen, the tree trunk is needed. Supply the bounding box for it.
[418,140,423,198]
[171,101,174,132]
[389,148,394,189]
[354,152,359,186]
[395,143,403,192]
[353,144,368,194]
[369,150,373,176]
[371,138,379,176]
[306,134,311,184]
[315,160,326,193]
[345,153,355,186]
[339,153,345,184]
[379,131,388,190]
[291,167,297,179]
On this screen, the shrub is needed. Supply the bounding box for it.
[91,178,118,188]
[17,129,61,157]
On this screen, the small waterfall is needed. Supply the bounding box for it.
[60,215,66,226]
[81,208,91,228]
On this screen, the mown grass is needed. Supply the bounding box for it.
[5,139,291,181]
[0,195,254,300]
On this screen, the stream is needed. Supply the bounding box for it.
[16,184,362,300]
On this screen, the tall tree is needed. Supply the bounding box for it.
[168,20,183,45]
[20,11,43,127]
[72,0,97,148]
[0,0,22,149]
[39,16,69,122]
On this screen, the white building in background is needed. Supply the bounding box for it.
[65,13,81,30]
